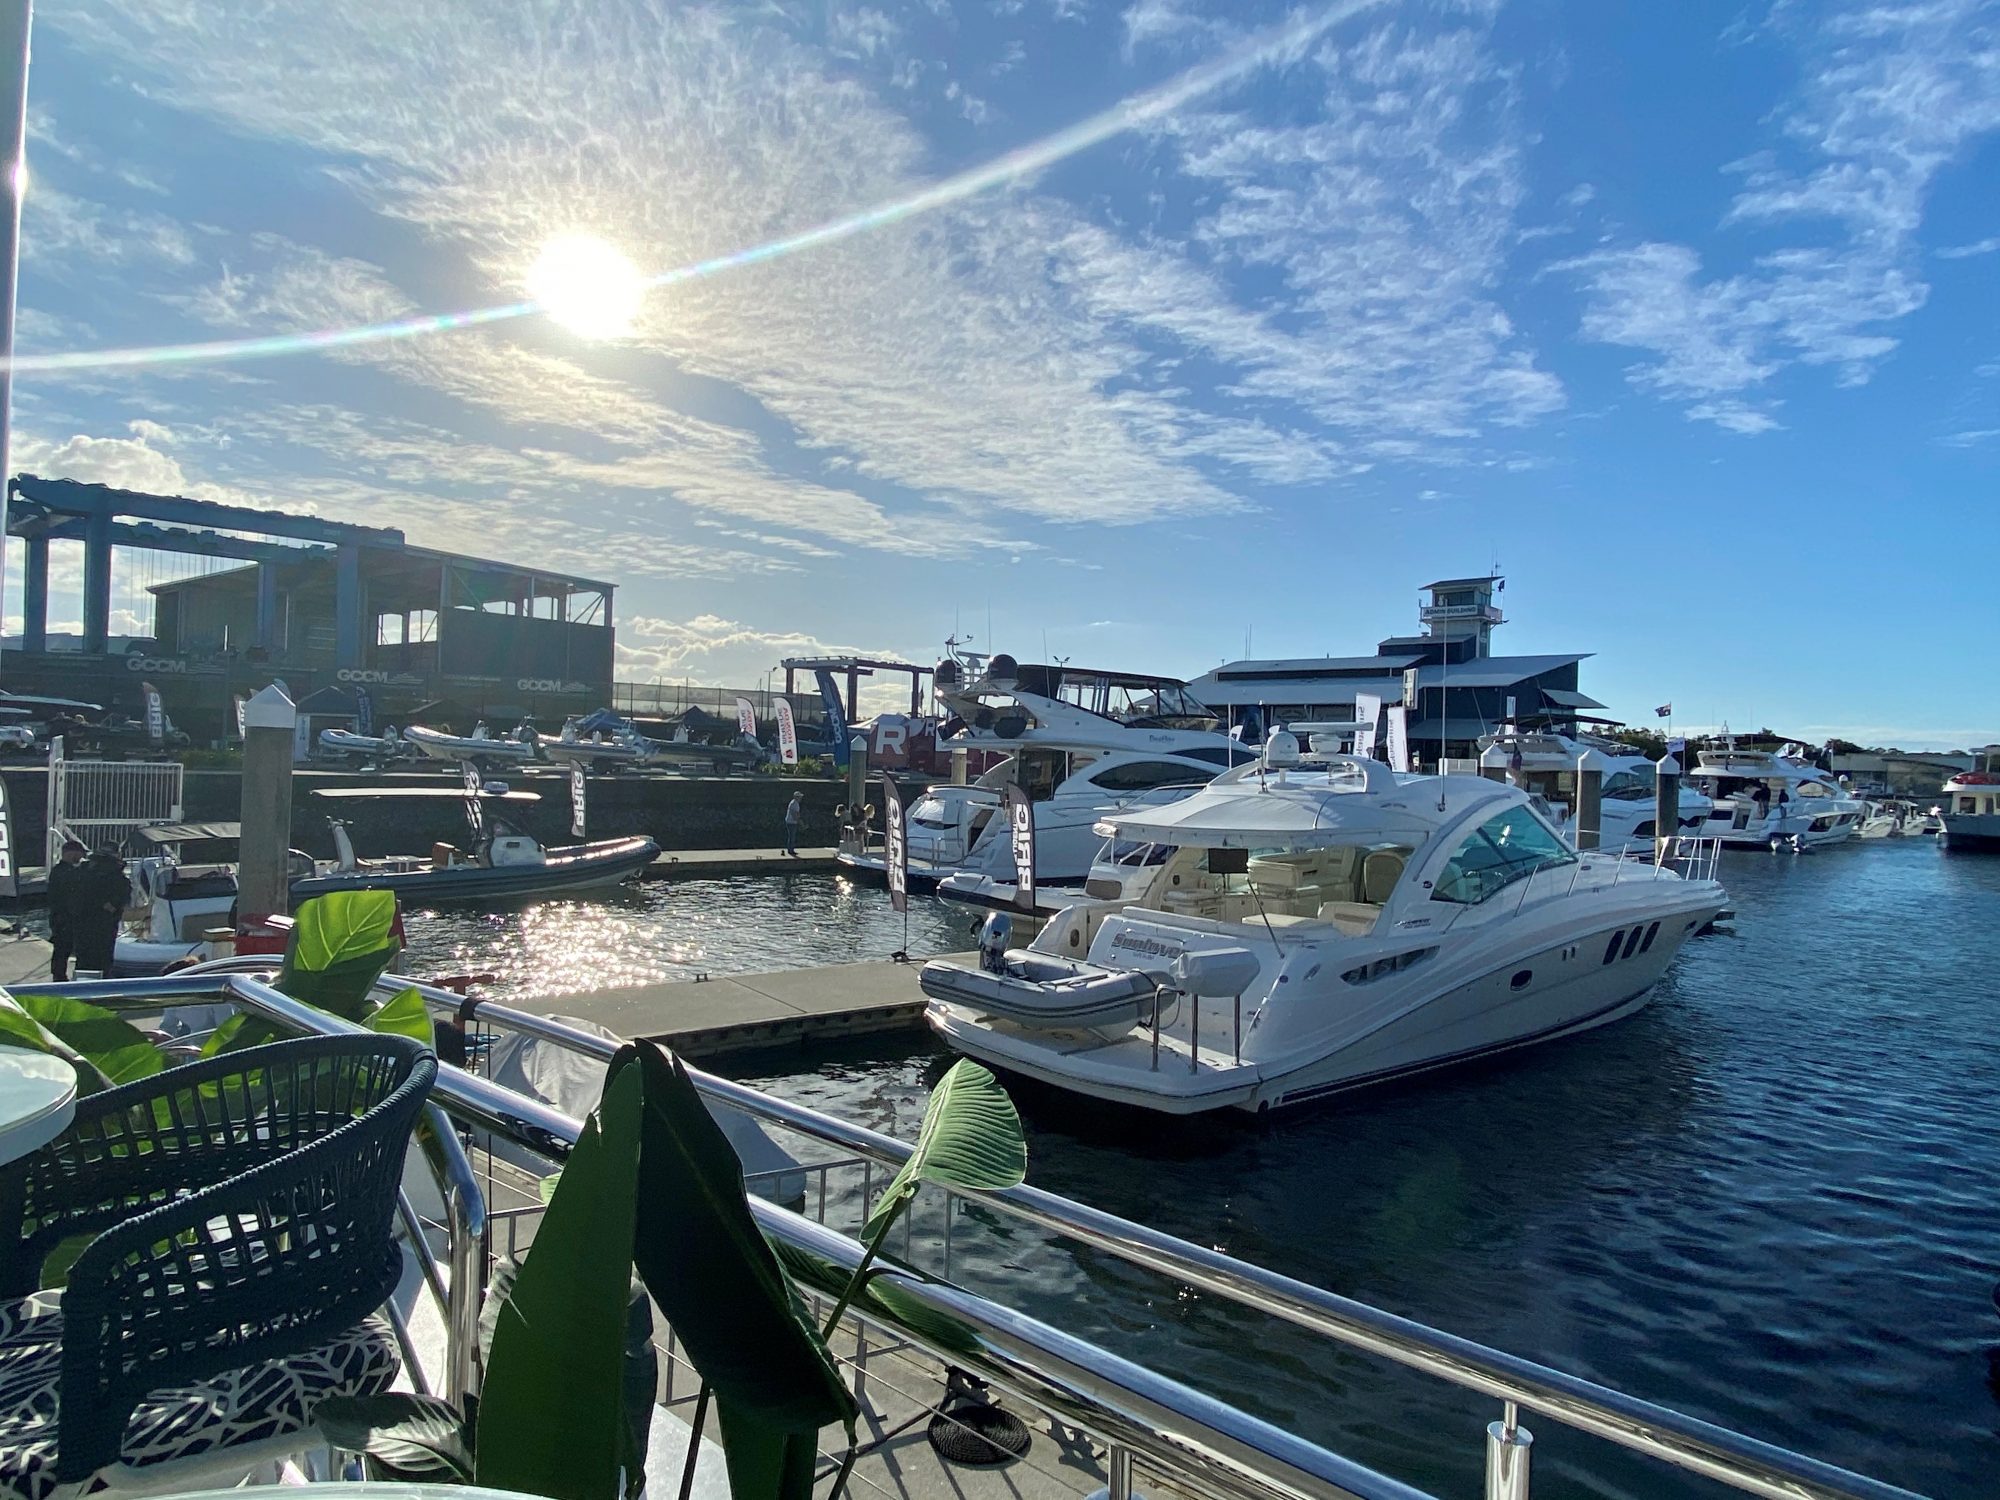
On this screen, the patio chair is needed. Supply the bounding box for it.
[0,1033,436,1500]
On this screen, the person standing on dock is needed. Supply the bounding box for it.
[46,839,88,982]
[784,791,803,856]
[73,844,131,979]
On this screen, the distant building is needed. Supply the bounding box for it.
[1830,749,1976,796]
[2,475,615,741]
[1187,577,1603,765]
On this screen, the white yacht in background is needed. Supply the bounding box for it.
[1689,740,1865,847]
[838,649,1252,890]
[1938,750,2000,852]
[1470,728,1712,855]
[922,737,1728,1114]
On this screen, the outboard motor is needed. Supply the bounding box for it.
[978,912,1013,974]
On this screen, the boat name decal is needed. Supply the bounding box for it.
[1109,931,1186,960]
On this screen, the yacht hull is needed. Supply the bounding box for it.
[1941,814,2000,852]
[929,897,1722,1115]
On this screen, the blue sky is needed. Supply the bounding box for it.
[6,0,1996,748]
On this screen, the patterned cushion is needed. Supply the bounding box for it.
[0,1292,399,1500]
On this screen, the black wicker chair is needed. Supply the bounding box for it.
[0,1033,436,1500]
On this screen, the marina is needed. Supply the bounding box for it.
[0,6,1991,1500]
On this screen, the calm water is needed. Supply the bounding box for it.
[407,846,2000,1498]
[395,873,976,998]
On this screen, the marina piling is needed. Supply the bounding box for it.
[1655,751,1682,866]
[1574,748,1608,851]
[238,684,297,923]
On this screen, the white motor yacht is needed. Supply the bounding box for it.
[839,650,1252,890]
[1468,729,1713,855]
[922,739,1727,1114]
[1938,750,2000,852]
[1689,740,1865,847]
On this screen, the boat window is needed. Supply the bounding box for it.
[1796,781,1831,797]
[1601,770,1652,801]
[1107,838,1176,867]
[1017,749,1069,802]
[1091,759,1210,792]
[1432,807,1577,905]
[908,796,960,830]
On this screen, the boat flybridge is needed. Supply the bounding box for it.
[922,730,1728,1115]
[840,650,1254,890]
[1471,727,1714,856]
[1690,739,1865,847]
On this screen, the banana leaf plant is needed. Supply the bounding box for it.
[316,1044,1027,1500]
[320,1066,659,1497]
[0,992,162,1094]
[205,889,432,1052]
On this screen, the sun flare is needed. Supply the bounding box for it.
[525,232,645,339]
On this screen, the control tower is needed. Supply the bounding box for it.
[1418,576,1505,659]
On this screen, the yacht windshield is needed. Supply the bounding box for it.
[1432,807,1576,905]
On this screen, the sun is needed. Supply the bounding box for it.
[525,232,645,339]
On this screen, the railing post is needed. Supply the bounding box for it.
[1485,1402,1532,1500]
[1108,1444,1133,1500]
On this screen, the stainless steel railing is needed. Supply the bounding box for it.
[417,989,1926,1500]
[61,967,1929,1500]
[55,971,1424,1500]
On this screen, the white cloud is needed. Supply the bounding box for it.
[22,187,198,270]
[1563,0,2000,431]
[1936,234,2000,258]
[1940,427,1997,447]
[46,0,1564,540]
[616,613,922,712]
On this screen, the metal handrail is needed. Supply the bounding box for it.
[429,994,1924,1500]
[106,965,1925,1500]
[53,972,1421,1500]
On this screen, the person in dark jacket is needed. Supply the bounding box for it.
[71,844,131,980]
[45,839,88,982]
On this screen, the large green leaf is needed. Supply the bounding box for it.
[475,1256,657,1488]
[771,1240,981,1359]
[615,1041,856,1500]
[476,1062,644,1500]
[364,986,434,1047]
[10,993,163,1086]
[862,1060,1025,1241]
[316,1392,473,1483]
[0,1000,111,1094]
[276,891,401,1020]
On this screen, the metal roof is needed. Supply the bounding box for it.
[1422,576,1502,590]
[1192,653,1590,705]
[1539,687,1607,710]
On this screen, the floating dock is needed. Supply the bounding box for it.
[643,846,841,879]
[0,935,53,988]
[535,956,934,1057]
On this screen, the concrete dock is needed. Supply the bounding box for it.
[535,956,935,1057]
[644,846,841,878]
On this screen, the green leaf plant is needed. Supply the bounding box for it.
[319,1044,1028,1500]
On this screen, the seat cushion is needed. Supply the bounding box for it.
[0,1293,398,1500]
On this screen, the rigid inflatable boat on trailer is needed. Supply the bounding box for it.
[923,732,1728,1115]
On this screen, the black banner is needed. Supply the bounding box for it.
[882,772,908,915]
[1005,782,1036,914]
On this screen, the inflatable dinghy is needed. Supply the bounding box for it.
[920,950,1160,1035]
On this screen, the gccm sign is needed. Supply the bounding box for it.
[515,678,588,694]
